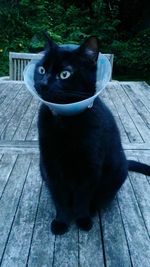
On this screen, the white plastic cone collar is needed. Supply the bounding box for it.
[23,45,112,116]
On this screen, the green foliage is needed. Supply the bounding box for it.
[110,29,150,78]
[0,0,149,80]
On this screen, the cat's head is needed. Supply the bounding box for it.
[34,35,99,104]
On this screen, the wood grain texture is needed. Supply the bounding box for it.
[0,85,30,137]
[123,84,150,133]
[0,154,31,262]
[130,82,150,113]
[1,156,42,267]
[0,83,21,115]
[53,225,78,267]
[25,108,39,141]
[101,197,132,267]
[0,153,17,198]
[107,83,143,143]
[79,215,105,267]
[101,86,130,144]
[1,93,32,140]
[118,178,150,267]
[117,84,150,142]
[129,171,150,235]
[27,183,55,267]
[13,97,39,141]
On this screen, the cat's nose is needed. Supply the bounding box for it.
[41,75,48,86]
[41,75,51,90]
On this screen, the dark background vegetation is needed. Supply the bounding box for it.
[0,0,150,81]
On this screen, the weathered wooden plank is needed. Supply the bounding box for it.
[117,178,150,267]
[0,83,21,112]
[126,152,150,235]
[107,83,143,143]
[13,97,39,141]
[101,87,130,144]
[0,154,31,262]
[136,152,150,189]
[0,141,39,154]
[0,140,38,147]
[0,83,7,92]
[0,83,12,105]
[0,83,23,124]
[125,149,150,161]
[27,183,55,267]
[0,153,17,198]
[123,143,150,150]
[9,52,43,60]
[130,82,150,113]
[0,85,30,137]
[101,197,132,267]
[115,83,149,140]
[1,94,32,140]
[79,215,105,267]
[116,84,150,142]
[21,59,24,81]
[14,59,16,80]
[0,80,24,85]
[53,225,78,267]
[9,53,13,80]
[0,91,9,106]
[16,60,19,80]
[26,108,39,141]
[1,156,42,267]
[139,82,150,101]
[129,170,150,235]
[123,84,150,130]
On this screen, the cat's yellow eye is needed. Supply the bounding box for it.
[38,66,45,75]
[60,70,71,80]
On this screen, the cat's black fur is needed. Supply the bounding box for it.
[34,36,150,235]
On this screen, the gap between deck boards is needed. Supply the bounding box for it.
[0,140,150,153]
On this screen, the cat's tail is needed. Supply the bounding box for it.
[128,160,150,176]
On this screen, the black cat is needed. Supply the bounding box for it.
[34,35,150,235]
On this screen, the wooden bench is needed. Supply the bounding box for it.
[9,52,114,81]
[9,52,42,81]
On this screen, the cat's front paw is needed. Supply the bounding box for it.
[51,219,69,235]
[76,216,93,231]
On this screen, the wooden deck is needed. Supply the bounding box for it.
[0,81,150,267]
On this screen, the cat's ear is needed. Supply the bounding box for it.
[79,36,100,63]
[44,32,58,51]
